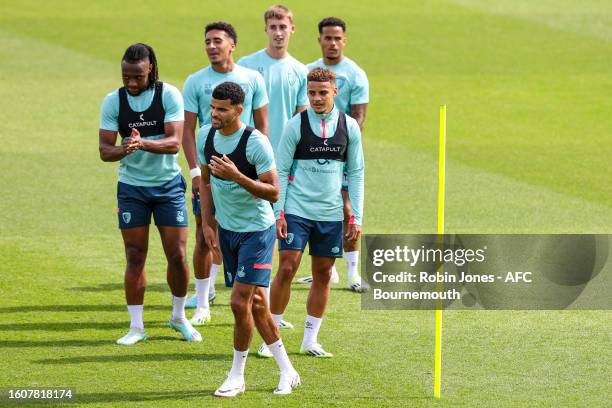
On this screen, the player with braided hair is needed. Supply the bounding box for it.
[99,43,202,345]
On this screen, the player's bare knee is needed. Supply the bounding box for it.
[230,297,250,318]
[167,247,187,270]
[312,267,333,286]
[125,245,146,270]
[251,295,267,319]
[277,262,298,283]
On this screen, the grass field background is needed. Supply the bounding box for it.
[0,0,610,406]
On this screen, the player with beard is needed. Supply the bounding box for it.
[99,43,201,345]
[196,82,299,396]
[182,22,269,325]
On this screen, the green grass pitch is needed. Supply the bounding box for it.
[0,0,610,406]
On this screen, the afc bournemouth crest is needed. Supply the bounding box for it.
[287,72,296,86]
[336,77,346,90]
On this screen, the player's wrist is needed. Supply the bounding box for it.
[189,167,201,179]
[138,138,148,151]
[232,171,246,184]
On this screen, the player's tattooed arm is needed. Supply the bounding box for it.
[350,103,368,131]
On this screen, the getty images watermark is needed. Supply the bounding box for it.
[360,234,611,310]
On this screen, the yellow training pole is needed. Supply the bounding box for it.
[434,105,446,399]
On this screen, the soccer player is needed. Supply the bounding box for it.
[298,17,369,292]
[270,68,365,357]
[238,4,308,342]
[99,43,201,345]
[196,82,300,396]
[182,22,269,325]
[238,5,308,151]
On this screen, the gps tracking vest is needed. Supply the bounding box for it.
[204,126,258,181]
[118,81,166,138]
[294,110,348,161]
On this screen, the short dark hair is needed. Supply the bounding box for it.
[205,21,238,44]
[122,43,159,88]
[212,82,245,105]
[307,68,336,85]
[318,17,346,33]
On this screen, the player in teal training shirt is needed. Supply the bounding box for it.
[238,5,308,346]
[269,68,365,358]
[238,5,308,152]
[182,22,269,324]
[196,82,300,397]
[99,43,201,346]
[305,16,370,292]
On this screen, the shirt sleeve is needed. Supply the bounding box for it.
[296,66,309,107]
[237,56,249,69]
[99,92,119,132]
[162,84,184,122]
[252,71,269,110]
[182,75,199,114]
[350,67,369,106]
[196,125,210,165]
[345,117,365,225]
[273,119,300,218]
[247,133,276,175]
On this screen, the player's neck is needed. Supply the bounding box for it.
[323,55,344,66]
[266,46,289,59]
[211,59,235,74]
[312,105,335,117]
[219,120,242,136]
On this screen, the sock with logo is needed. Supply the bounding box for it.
[345,251,360,281]
[229,348,248,378]
[301,315,323,348]
[268,338,295,374]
